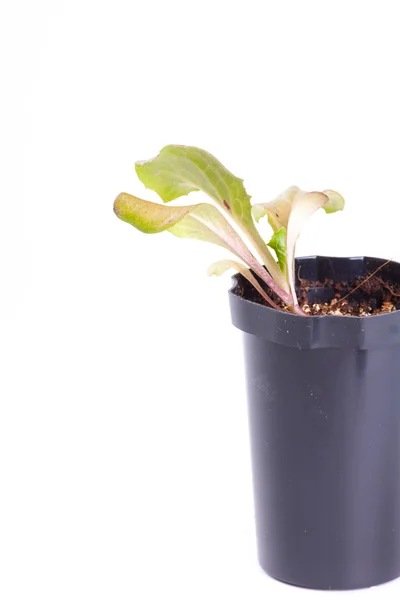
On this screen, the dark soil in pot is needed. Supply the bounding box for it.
[229,256,400,591]
[235,255,400,316]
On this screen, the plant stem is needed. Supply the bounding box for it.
[246,223,290,292]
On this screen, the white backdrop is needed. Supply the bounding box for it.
[1,1,400,598]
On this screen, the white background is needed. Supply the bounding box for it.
[1,1,400,598]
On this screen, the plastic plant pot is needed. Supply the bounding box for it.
[229,256,400,590]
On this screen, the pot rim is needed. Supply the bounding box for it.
[229,255,400,349]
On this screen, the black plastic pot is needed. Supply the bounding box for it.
[229,256,400,590]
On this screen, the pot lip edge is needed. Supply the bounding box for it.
[228,254,399,322]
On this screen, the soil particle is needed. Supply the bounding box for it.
[238,273,400,316]
[297,276,399,315]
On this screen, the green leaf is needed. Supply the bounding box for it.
[267,227,287,274]
[322,189,345,214]
[114,192,196,234]
[135,145,287,289]
[208,259,280,310]
[114,193,293,306]
[135,145,251,219]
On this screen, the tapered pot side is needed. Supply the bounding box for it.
[229,256,400,591]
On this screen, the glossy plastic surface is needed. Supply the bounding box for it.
[229,256,400,590]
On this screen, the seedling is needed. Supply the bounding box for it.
[114,145,344,315]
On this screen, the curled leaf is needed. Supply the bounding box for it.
[208,259,280,310]
[322,189,345,214]
[252,186,300,231]
[114,192,196,233]
[114,193,293,306]
[135,145,287,289]
[252,186,345,307]
[252,186,345,229]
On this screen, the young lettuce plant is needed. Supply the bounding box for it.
[114,145,344,316]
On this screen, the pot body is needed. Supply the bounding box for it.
[229,256,400,590]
